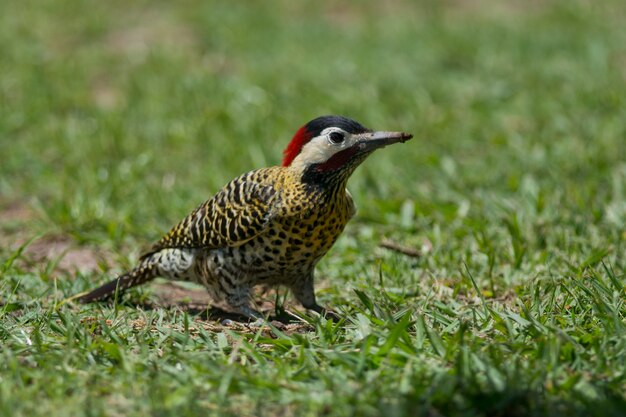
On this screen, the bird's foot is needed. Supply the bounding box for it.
[236,305,269,327]
[247,318,267,328]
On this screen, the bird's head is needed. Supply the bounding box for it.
[282,115,412,186]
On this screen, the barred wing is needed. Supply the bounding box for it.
[145,168,278,255]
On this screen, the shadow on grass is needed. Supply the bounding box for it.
[398,376,626,417]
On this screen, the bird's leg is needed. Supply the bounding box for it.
[291,273,338,319]
[224,290,266,326]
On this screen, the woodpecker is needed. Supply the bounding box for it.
[77,115,412,320]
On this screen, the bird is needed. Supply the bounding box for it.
[77,115,413,321]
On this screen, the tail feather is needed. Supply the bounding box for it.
[77,260,157,303]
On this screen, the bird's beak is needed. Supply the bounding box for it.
[356,131,413,151]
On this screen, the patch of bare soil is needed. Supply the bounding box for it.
[0,200,34,223]
[20,235,109,274]
[151,282,281,311]
[151,282,213,310]
[1,200,110,274]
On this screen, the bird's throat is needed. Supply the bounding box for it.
[314,147,358,172]
[299,148,372,190]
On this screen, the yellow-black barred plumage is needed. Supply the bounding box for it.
[77,116,412,319]
[149,168,278,252]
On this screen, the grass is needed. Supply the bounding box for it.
[1,0,625,416]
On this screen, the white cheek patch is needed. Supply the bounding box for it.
[290,136,336,169]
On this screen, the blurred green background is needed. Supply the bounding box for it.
[2,0,623,246]
[1,1,625,416]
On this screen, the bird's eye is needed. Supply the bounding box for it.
[328,131,345,145]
